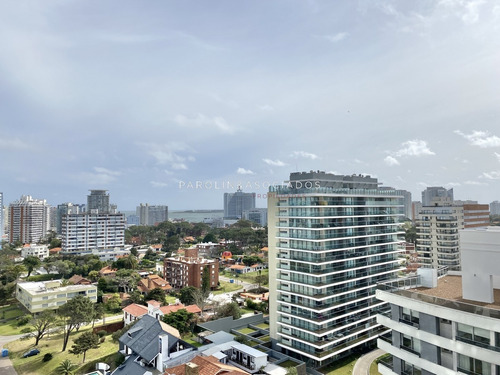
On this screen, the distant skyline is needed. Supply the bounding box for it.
[1,1,500,210]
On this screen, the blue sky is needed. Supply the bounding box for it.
[1,0,500,210]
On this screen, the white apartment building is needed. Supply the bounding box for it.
[376,227,500,375]
[268,171,404,367]
[416,201,489,270]
[9,195,50,244]
[16,280,97,313]
[61,212,125,254]
[21,244,49,260]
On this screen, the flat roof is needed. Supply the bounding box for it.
[408,275,500,311]
[18,280,96,294]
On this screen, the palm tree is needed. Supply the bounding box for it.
[56,359,78,375]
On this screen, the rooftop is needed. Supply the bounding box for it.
[409,275,500,310]
[18,280,96,294]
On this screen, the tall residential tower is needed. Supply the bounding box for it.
[268,171,404,367]
[9,195,50,244]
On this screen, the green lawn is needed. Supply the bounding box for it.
[6,326,119,375]
[370,361,381,375]
[213,281,242,295]
[166,295,177,304]
[255,323,269,329]
[0,305,24,320]
[234,269,269,285]
[0,320,32,336]
[237,327,255,334]
[318,354,359,375]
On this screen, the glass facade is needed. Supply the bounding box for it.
[270,174,404,367]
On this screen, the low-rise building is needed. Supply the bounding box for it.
[21,244,49,260]
[115,315,196,374]
[137,274,172,294]
[16,280,97,313]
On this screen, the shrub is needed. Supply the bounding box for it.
[115,353,125,367]
[17,314,32,326]
[100,337,105,343]
[97,330,107,338]
[42,353,53,362]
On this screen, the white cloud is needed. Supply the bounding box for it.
[438,0,485,25]
[74,167,121,185]
[454,130,500,148]
[494,152,500,162]
[384,156,400,166]
[259,104,274,111]
[0,138,29,150]
[263,158,287,167]
[290,151,319,160]
[140,142,194,170]
[237,167,255,175]
[394,140,435,157]
[93,167,121,176]
[174,114,235,134]
[321,32,349,43]
[150,181,169,188]
[481,171,500,180]
[464,180,488,186]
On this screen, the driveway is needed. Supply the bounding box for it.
[0,335,23,375]
[353,348,385,375]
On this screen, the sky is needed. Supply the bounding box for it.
[1,0,500,210]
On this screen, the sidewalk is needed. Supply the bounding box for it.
[0,335,23,375]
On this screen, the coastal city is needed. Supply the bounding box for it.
[1,174,500,375]
[2,1,500,375]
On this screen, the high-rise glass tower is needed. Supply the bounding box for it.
[268,171,404,367]
[87,190,110,213]
[224,188,255,219]
[9,195,50,244]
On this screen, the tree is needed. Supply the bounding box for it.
[145,288,166,304]
[192,288,209,318]
[402,222,417,244]
[56,359,78,375]
[242,256,261,267]
[113,255,138,270]
[58,296,95,351]
[202,232,217,243]
[105,294,122,313]
[23,256,41,278]
[178,286,196,305]
[130,248,139,257]
[92,303,105,327]
[286,367,298,375]
[28,310,58,345]
[69,331,100,363]
[115,269,140,293]
[162,309,195,336]
[215,302,241,319]
[201,266,210,294]
[88,270,100,282]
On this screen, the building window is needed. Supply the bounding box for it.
[401,307,419,327]
[458,354,491,375]
[402,361,422,375]
[401,334,420,356]
[457,323,490,347]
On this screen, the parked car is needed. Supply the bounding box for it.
[22,348,40,358]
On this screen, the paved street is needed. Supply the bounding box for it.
[0,335,23,375]
[352,348,385,375]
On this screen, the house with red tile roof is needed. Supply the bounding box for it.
[68,274,92,285]
[137,274,172,294]
[123,303,148,325]
[99,265,117,278]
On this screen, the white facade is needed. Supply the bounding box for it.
[21,244,49,260]
[16,280,97,313]
[377,228,500,375]
[416,202,464,270]
[136,203,168,226]
[9,195,50,244]
[61,213,125,254]
[242,208,268,226]
[268,171,404,367]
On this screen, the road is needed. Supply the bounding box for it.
[0,335,23,375]
[352,348,385,375]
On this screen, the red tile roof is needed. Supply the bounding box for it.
[123,303,148,317]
